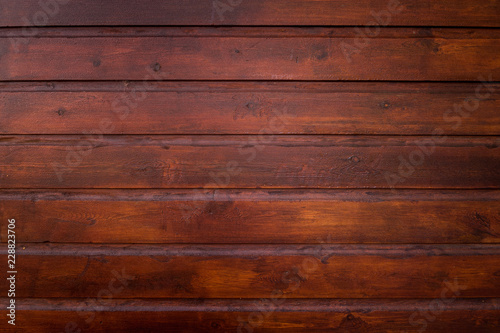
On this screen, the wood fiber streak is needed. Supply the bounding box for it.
[1,36,499,81]
[1,0,499,27]
[1,82,499,135]
[0,190,499,244]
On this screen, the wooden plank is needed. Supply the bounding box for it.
[1,82,499,135]
[1,244,499,298]
[3,27,500,39]
[1,33,500,81]
[1,298,499,332]
[1,0,499,27]
[1,190,499,244]
[0,136,498,189]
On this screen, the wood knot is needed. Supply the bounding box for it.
[151,62,162,72]
[245,101,258,110]
[211,321,222,329]
[336,313,371,331]
[379,101,391,109]
[349,156,360,163]
[315,50,328,60]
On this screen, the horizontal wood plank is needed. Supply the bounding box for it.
[1,244,499,299]
[1,190,499,244]
[1,0,499,27]
[1,33,500,80]
[3,27,500,39]
[0,136,498,189]
[1,82,499,135]
[1,298,498,332]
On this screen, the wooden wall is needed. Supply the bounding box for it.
[0,1,499,332]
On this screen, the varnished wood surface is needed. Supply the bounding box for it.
[1,29,500,81]
[1,244,499,299]
[0,298,498,332]
[2,1,500,331]
[0,135,498,189]
[1,0,499,27]
[1,190,499,244]
[3,26,500,39]
[1,81,499,135]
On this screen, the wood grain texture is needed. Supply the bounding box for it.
[0,136,498,189]
[1,190,499,244]
[1,2,499,331]
[3,27,500,39]
[1,244,499,299]
[0,298,498,332]
[1,81,499,135]
[1,0,499,27]
[1,32,500,81]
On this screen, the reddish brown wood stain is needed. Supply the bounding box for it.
[0,1,499,332]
